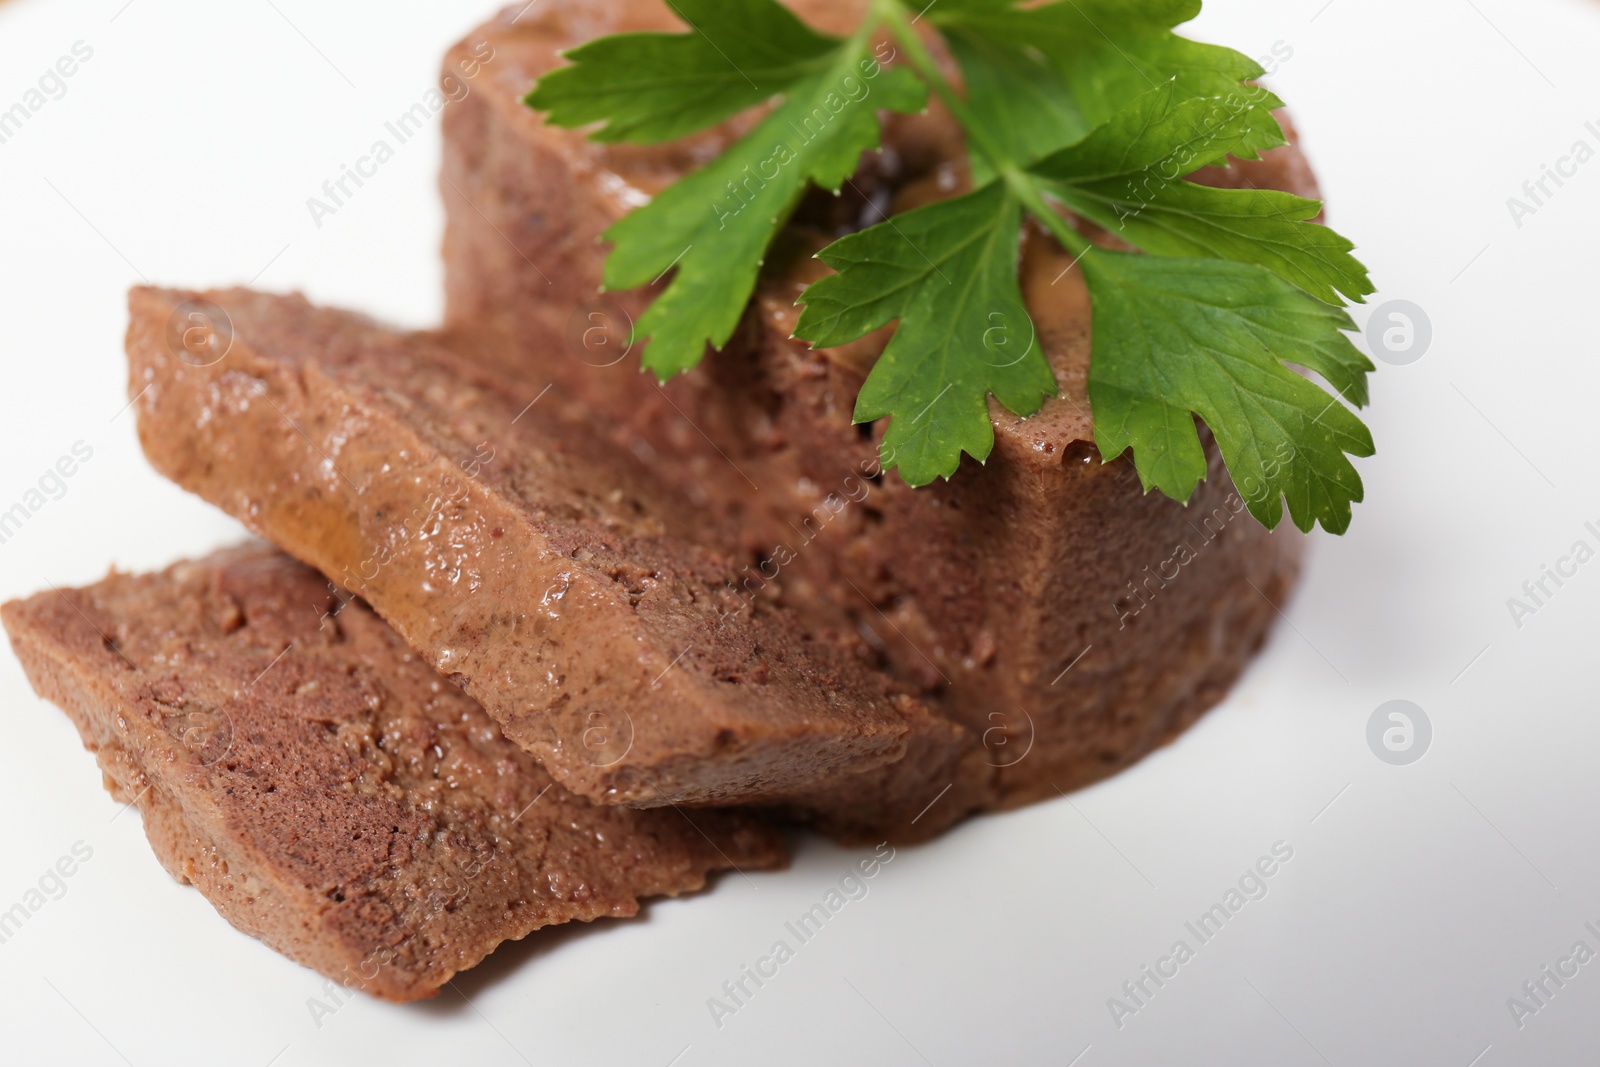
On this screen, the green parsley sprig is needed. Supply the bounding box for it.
[525,0,1377,534]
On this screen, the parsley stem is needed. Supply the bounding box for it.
[1004,172,1094,258]
[874,0,1092,261]
[874,0,1007,173]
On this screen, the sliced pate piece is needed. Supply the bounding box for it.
[126,285,968,810]
[2,545,787,1002]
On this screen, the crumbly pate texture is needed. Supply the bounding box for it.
[2,544,787,1002]
[127,285,984,819]
[439,0,1308,809]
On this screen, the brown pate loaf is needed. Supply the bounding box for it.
[125,286,988,836]
[439,0,1310,809]
[0,544,787,1002]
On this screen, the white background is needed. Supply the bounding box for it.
[1,0,1597,1064]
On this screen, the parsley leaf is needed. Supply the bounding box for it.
[939,27,1086,184]
[1080,250,1375,534]
[1032,79,1281,176]
[795,182,1056,484]
[525,0,1382,533]
[523,0,842,145]
[523,0,927,378]
[1030,82,1373,305]
[600,54,925,378]
[928,0,1278,144]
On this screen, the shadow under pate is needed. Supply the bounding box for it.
[405,807,1010,1020]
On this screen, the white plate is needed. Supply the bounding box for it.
[1,0,1597,1064]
